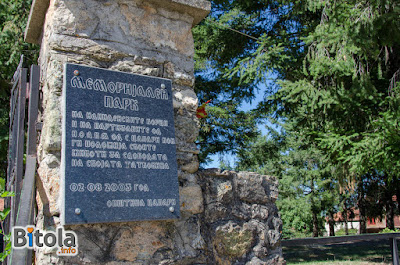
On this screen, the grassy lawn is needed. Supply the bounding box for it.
[335,229,358,236]
[283,239,399,264]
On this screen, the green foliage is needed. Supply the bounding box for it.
[0,0,38,81]
[379,227,400,234]
[0,189,14,261]
[277,1,400,179]
[0,0,39,179]
[203,0,400,179]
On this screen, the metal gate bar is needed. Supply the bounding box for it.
[5,63,40,265]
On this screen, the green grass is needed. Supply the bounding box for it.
[283,239,399,264]
[335,228,358,236]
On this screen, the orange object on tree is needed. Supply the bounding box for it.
[196,100,212,119]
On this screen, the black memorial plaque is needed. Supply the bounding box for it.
[61,63,180,225]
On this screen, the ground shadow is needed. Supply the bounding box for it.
[283,239,399,264]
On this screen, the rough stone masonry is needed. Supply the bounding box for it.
[25,0,286,264]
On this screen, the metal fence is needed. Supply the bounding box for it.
[5,57,40,265]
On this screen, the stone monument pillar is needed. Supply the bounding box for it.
[25,0,286,264]
[26,0,210,264]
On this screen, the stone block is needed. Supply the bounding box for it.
[26,0,210,44]
[235,172,279,204]
[113,223,169,261]
[180,184,204,214]
[213,221,255,261]
[174,214,205,258]
[178,154,200,173]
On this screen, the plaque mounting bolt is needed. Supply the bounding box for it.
[74,70,80,76]
[75,208,81,215]
[161,84,166,89]
[169,207,174,213]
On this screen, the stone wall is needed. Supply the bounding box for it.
[25,0,285,264]
[198,169,285,265]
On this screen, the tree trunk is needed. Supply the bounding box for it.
[342,199,349,235]
[311,176,319,237]
[312,210,319,237]
[357,180,367,234]
[328,210,335,236]
[397,188,400,206]
[395,178,400,210]
[384,177,395,230]
[386,200,395,230]
[358,203,367,234]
